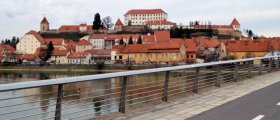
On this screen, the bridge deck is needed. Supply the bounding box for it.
[110,71,280,120]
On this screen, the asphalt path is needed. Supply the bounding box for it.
[188,82,280,120]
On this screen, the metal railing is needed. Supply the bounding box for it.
[0,56,279,120]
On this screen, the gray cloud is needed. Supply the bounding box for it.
[0,0,280,40]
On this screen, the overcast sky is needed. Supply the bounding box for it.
[0,0,280,40]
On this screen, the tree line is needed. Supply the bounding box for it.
[119,35,143,45]
[1,36,20,48]
[170,26,213,38]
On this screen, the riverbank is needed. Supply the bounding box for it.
[0,64,172,72]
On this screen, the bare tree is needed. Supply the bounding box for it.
[102,16,114,29]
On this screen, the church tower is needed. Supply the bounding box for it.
[230,18,240,31]
[40,17,49,32]
[114,18,124,32]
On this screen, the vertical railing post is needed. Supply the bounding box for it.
[193,67,199,93]
[248,61,252,78]
[268,58,272,72]
[119,76,128,113]
[259,59,263,75]
[215,65,221,87]
[276,57,279,69]
[234,62,238,82]
[162,71,170,102]
[55,84,63,120]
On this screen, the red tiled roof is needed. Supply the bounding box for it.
[154,31,170,42]
[269,38,280,50]
[26,30,45,43]
[77,39,92,45]
[123,41,183,53]
[185,39,197,53]
[64,41,77,51]
[80,23,87,26]
[91,49,111,58]
[123,44,152,53]
[171,38,197,53]
[124,9,167,15]
[0,45,15,52]
[231,18,240,26]
[194,38,220,48]
[45,38,64,45]
[150,41,181,50]
[34,47,46,56]
[142,35,155,43]
[226,40,269,52]
[89,34,108,39]
[90,34,156,43]
[67,52,90,59]
[41,17,49,24]
[52,48,68,56]
[193,25,233,30]
[18,54,37,61]
[0,53,4,61]
[146,20,175,25]
[115,18,123,26]
[58,25,93,31]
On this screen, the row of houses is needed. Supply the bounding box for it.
[8,28,280,65]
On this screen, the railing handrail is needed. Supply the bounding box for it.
[0,56,278,92]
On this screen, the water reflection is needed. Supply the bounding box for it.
[0,70,219,120]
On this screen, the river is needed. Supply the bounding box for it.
[0,68,226,120]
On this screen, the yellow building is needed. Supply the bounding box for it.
[114,41,196,64]
[76,39,93,52]
[224,40,269,60]
[16,30,44,54]
[49,47,69,64]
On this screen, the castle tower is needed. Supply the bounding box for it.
[114,18,124,32]
[230,18,240,31]
[40,17,49,32]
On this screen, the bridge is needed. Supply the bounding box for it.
[0,56,279,120]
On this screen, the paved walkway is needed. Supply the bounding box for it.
[113,71,280,120]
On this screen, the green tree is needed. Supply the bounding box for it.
[137,35,142,44]
[43,41,54,62]
[128,36,133,44]
[11,36,17,48]
[128,20,132,26]
[119,37,124,45]
[93,13,102,30]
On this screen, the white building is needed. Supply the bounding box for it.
[67,52,92,64]
[124,9,168,26]
[146,20,175,30]
[89,34,106,49]
[16,30,45,54]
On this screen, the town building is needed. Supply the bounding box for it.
[192,18,242,39]
[146,20,175,30]
[76,39,93,52]
[223,40,269,59]
[0,45,16,62]
[112,40,197,64]
[40,17,49,32]
[48,47,69,64]
[67,52,92,64]
[115,18,124,32]
[264,38,280,57]
[58,23,93,32]
[16,30,45,54]
[124,9,168,26]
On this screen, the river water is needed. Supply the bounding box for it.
[0,71,170,120]
[0,69,222,120]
